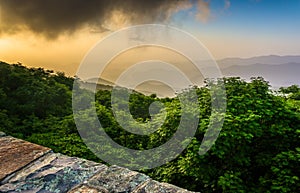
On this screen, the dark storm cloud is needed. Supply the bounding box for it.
[0,0,192,39]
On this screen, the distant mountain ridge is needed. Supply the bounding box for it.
[221,62,300,88]
[217,55,300,68]
[79,55,300,96]
[217,55,300,89]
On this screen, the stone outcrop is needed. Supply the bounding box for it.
[0,133,197,193]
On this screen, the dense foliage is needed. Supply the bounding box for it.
[0,61,299,192]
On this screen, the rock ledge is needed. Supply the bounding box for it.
[0,134,197,193]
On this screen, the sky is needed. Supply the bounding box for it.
[0,0,300,76]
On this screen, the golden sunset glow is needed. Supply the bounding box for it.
[0,0,299,77]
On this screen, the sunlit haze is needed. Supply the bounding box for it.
[0,0,299,77]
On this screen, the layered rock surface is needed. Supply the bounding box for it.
[0,133,197,193]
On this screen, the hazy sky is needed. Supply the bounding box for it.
[0,0,299,76]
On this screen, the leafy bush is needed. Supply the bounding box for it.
[0,61,299,192]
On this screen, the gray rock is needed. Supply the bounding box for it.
[0,136,51,181]
[77,165,150,193]
[0,135,198,193]
[0,153,106,193]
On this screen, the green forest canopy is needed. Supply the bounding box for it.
[0,61,299,192]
